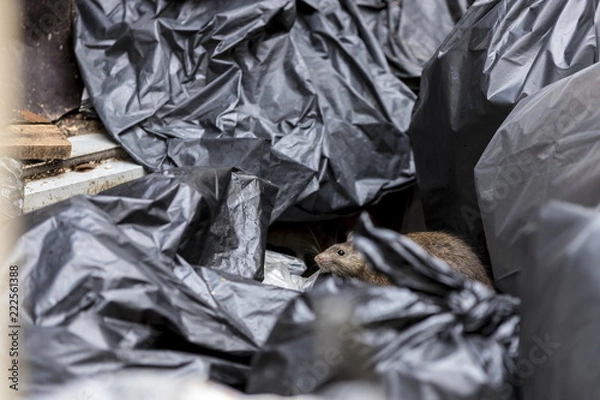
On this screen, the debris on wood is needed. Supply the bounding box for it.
[57,112,108,137]
[1,124,71,160]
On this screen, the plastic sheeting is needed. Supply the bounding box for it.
[35,371,323,400]
[10,168,303,395]
[247,214,520,399]
[356,0,474,80]
[407,0,600,262]
[263,250,320,292]
[475,63,600,295]
[11,168,524,397]
[0,158,23,220]
[518,201,600,400]
[73,0,416,221]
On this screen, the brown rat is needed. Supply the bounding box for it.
[314,233,393,286]
[314,232,495,291]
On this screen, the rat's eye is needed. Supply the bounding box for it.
[337,250,345,256]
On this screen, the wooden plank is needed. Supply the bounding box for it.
[1,124,72,160]
[23,132,127,179]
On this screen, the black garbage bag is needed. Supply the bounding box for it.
[407,0,600,262]
[474,63,600,294]
[74,0,416,221]
[247,214,520,399]
[356,0,474,80]
[31,370,326,400]
[9,168,302,395]
[518,201,600,400]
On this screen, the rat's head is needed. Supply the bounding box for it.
[314,233,368,279]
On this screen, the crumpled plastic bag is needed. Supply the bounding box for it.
[518,201,600,400]
[74,0,416,221]
[33,371,323,400]
[356,0,474,80]
[263,250,320,292]
[247,214,520,399]
[407,0,600,261]
[9,168,302,395]
[475,63,600,294]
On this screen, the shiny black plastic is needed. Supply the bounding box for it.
[11,168,301,395]
[247,214,520,399]
[357,0,474,79]
[519,201,600,400]
[475,63,600,294]
[73,0,416,221]
[408,0,600,260]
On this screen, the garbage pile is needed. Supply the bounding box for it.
[407,0,600,283]
[475,63,600,294]
[247,215,520,399]
[74,0,419,221]
[10,0,600,399]
[11,173,520,398]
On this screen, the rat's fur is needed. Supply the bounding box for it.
[315,232,495,290]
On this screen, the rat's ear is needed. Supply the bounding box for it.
[347,232,354,243]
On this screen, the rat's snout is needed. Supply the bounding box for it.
[314,254,323,265]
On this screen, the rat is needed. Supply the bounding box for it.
[314,232,495,290]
